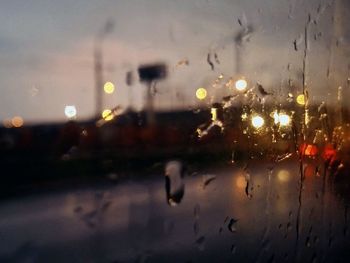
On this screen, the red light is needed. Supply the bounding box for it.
[300,143,318,157]
[322,143,337,162]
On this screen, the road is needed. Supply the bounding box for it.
[0,157,349,262]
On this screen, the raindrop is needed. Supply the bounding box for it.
[231,151,235,164]
[228,218,238,233]
[207,53,214,71]
[194,204,200,219]
[262,239,271,251]
[293,35,303,51]
[328,237,333,247]
[202,174,217,189]
[310,253,317,263]
[305,236,311,247]
[244,172,253,199]
[195,236,205,251]
[231,244,237,254]
[29,86,39,97]
[257,83,272,97]
[214,53,220,64]
[165,161,185,206]
[275,153,293,162]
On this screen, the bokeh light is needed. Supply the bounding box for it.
[64,105,77,119]
[277,169,290,183]
[12,116,24,128]
[102,109,114,121]
[235,79,247,91]
[273,111,279,124]
[196,87,207,100]
[296,94,305,105]
[104,81,115,94]
[278,114,291,126]
[271,111,291,126]
[251,115,264,129]
[211,107,217,121]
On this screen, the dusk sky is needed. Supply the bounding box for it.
[0,0,349,124]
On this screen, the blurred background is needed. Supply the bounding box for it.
[0,0,349,123]
[0,0,350,262]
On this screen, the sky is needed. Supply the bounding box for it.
[0,0,349,124]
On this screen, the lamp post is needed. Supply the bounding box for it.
[94,20,114,119]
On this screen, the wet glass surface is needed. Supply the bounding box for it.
[0,0,349,262]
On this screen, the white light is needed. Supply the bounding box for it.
[279,114,291,126]
[235,79,247,91]
[251,115,264,129]
[64,105,77,119]
[273,111,279,124]
[271,111,291,126]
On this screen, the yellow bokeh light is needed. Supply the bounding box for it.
[296,94,305,105]
[235,79,247,91]
[12,116,24,128]
[211,107,217,121]
[196,87,207,100]
[104,81,115,94]
[277,169,290,183]
[102,109,114,121]
[251,115,264,129]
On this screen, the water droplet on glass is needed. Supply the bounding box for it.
[275,153,293,162]
[195,236,205,251]
[202,174,217,189]
[165,161,185,206]
[305,236,311,247]
[245,172,253,199]
[231,244,237,254]
[293,35,303,51]
[228,218,238,233]
[194,204,200,218]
